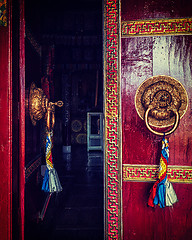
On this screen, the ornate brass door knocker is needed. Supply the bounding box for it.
[135,76,189,208]
[28,82,63,130]
[135,75,188,135]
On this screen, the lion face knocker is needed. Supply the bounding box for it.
[135,75,188,135]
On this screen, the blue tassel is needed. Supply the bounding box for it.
[42,168,50,192]
[153,176,167,208]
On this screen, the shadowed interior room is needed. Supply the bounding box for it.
[23,0,104,239]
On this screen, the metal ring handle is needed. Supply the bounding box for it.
[144,108,180,136]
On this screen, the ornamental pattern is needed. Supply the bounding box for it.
[122,18,192,37]
[104,0,121,239]
[123,164,192,183]
[0,0,7,26]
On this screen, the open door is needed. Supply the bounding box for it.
[104,0,192,239]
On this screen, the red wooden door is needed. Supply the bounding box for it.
[0,1,25,240]
[121,1,192,239]
[0,1,12,239]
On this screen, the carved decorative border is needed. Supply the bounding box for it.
[122,18,192,37]
[104,0,121,239]
[123,164,192,183]
[0,0,7,26]
[25,156,42,181]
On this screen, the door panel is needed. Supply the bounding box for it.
[122,36,192,166]
[123,183,192,240]
[103,0,192,239]
[121,28,192,240]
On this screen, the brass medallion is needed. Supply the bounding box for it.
[29,82,48,125]
[135,75,188,131]
[28,82,63,129]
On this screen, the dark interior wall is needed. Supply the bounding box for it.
[25,0,103,145]
[23,3,103,238]
[25,39,42,164]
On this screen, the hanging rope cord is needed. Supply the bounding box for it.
[148,135,178,208]
[45,131,54,169]
[42,104,62,193]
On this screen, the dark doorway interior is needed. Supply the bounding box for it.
[24,0,103,239]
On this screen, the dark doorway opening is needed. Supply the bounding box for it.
[24,1,104,239]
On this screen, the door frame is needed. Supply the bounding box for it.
[103,1,122,239]
[0,0,12,239]
[18,0,25,239]
[0,0,26,240]
[103,0,192,239]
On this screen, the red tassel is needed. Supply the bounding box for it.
[148,180,160,207]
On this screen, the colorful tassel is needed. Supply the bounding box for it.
[148,136,178,208]
[42,131,62,193]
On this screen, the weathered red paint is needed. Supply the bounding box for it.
[122,56,192,240]
[0,2,12,240]
[121,0,192,21]
[121,0,192,239]
[121,36,192,240]
[123,182,192,239]
[0,0,25,239]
